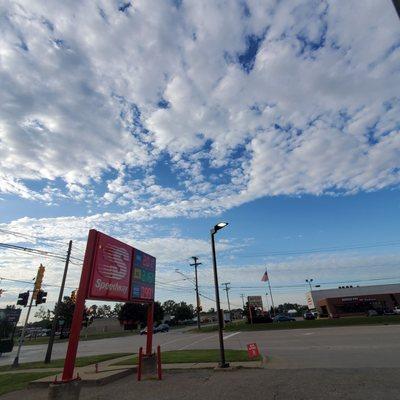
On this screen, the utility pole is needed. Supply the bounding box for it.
[221,282,231,314]
[240,293,245,309]
[45,240,72,363]
[190,256,202,330]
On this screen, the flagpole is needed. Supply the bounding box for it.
[266,267,276,316]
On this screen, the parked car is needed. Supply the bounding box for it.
[273,314,296,322]
[367,309,379,317]
[303,311,315,320]
[140,323,170,335]
[155,323,170,333]
[393,307,400,315]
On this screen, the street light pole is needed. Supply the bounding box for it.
[306,278,313,292]
[211,222,229,369]
[190,256,202,330]
[240,294,245,309]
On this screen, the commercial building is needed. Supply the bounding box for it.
[306,283,400,317]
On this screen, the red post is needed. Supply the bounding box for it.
[62,230,98,382]
[157,345,162,380]
[137,347,143,381]
[146,302,154,356]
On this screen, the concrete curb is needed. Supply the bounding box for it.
[28,368,136,388]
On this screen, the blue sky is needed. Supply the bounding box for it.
[0,0,400,313]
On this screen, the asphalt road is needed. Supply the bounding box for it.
[1,324,400,369]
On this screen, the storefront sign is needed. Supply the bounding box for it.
[0,308,21,324]
[248,296,263,308]
[88,232,133,301]
[131,249,156,301]
[87,231,156,302]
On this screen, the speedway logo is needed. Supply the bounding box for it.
[98,243,130,280]
[94,279,128,294]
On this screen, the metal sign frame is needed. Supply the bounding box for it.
[62,229,156,382]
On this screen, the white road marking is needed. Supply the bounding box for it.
[303,332,315,336]
[223,332,240,340]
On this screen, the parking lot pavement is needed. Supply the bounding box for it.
[2,324,400,368]
[4,368,400,400]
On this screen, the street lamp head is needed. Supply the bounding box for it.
[212,222,228,234]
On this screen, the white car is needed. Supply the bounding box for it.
[393,307,400,315]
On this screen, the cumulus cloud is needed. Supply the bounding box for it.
[0,0,398,212]
[1,0,400,314]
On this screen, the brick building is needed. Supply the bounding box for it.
[306,283,400,317]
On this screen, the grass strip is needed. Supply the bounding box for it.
[0,353,130,372]
[192,315,400,333]
[21,330,140,346]
[0,372,60,396]
[112,349,261,366]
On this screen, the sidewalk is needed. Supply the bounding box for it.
[24,354,263,387]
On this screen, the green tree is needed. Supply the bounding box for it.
[54,296,75,332]
[113,303,123,317]
[33,306,52,329]
[162,300,177,315]
[118,302,164,330]
[174,302,194,321]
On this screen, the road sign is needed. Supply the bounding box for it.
[247,343,260,359]
[0,308,21,324]
[248,296,263,308]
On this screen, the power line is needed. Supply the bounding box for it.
[0,276,77,290]
[0,228,67,245]
[0,242,67,261]
[233,240,400,258]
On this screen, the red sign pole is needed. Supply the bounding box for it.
[157,345,162,380]
[146,302,154,356]
[62,230,98,382]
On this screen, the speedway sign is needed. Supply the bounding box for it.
[87,231,155,303]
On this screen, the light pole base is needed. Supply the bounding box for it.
[218,362,230,368]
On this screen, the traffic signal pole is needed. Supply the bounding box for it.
[12,290,34,368]
[45,240,72,363]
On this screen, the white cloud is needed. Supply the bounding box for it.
[1,0,400,315]
[0,0,398,213]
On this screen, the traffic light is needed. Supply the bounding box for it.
[36,290,47,305]
[34,264,45,295]
[17,291,29,306]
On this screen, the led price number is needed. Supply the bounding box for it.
[140,286,154,299]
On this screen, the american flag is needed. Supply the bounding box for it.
[261,269,269,282]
